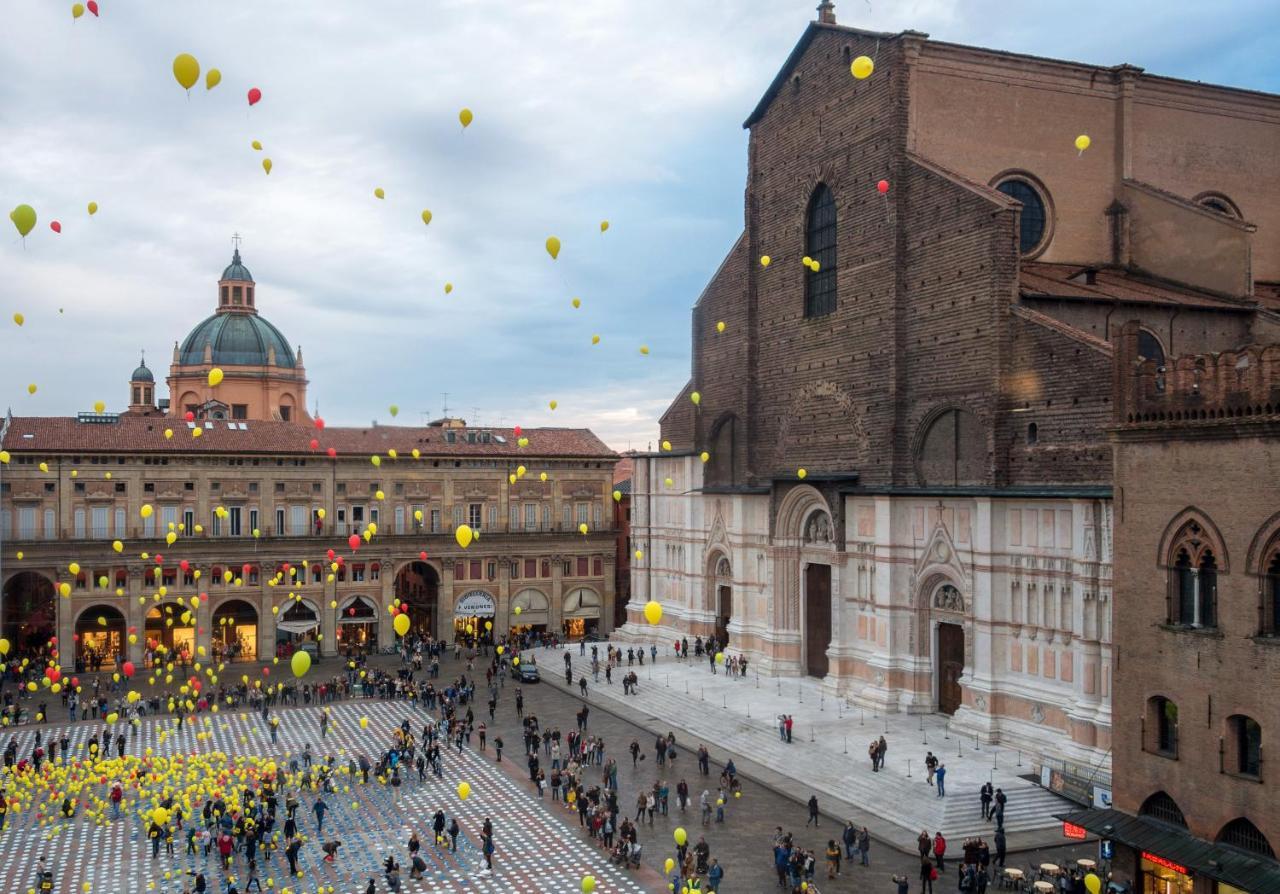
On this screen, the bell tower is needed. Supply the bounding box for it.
[128,353,156,413]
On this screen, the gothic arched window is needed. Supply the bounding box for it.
[804,184,837,318]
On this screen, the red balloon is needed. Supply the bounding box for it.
[242,564,252,576]
[247,87,262,106]
[262,667,270,676]
[314,417,325,430]
[50,221,61,234]
[179,560,189,572]
[127,626,136,634]
[513,425,522,437]
[326,447,337,458]
[154,554,163,564]
[185,411,195,422]
[419,551,428,561]
[335,555,345,565]
[877,179,890,194]
[309,438,319,450]
[348,534,361,551]
[87,0,98,14]
[199,592,208,602]
[326,549,335,560]
[348,607,356,616]
[121,661,135,678]
[70,677,79,688]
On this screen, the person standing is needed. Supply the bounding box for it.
[806,794,820,827]
[920,856,935,894]
[707,858,723,892]
[925,750,938,786]
[313,796,328,834]
[857,826,871,866]
[935,763,947,798]
[825,839,841,879]
[933,831,946,871]
[993,828,1007,868]
[843,821,857,860]
[980,781,993,820]
[481,818,495,873]
[877,735,888,770]
[784,715,794,743]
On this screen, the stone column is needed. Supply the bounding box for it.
[438,562,454,643]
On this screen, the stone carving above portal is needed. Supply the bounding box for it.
[933,583,965,613]
[803,511,833,545]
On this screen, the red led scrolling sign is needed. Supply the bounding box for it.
[1142,852,1189,875]
[1063,822,1088,840]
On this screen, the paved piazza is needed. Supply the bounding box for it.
[0,701,649,894]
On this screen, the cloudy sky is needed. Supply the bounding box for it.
[2,0,1276,450]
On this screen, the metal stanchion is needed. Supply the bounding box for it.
[907,759,912,778]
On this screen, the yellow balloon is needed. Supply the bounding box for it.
[290,650,311,678]
[94,400,105,413]
[456,781,471,800]
[206,68,222,90]
[172,53,200,91]
[164,428,173,439]
[1085,874,1101,894]
[455,524,473,549]
[643,601,663,625]
[27,383,38,395]
[571,297,581,308]
[549,400,557,411]
[700,451,710,463]
[600,220,609,233]
[760,255,771,267]
[851,55,874,79]
[140,504,154,518]
[444,282,453,294]
[578,522,588,535]
[674,827,687,846]
[640,345,650,355]
[797,468,807,479]
[262,158,273,175]
[374,187,385,200]
[691,391,701,405]
[72,3,85,18]
[545,236,561,260]
[38,461,48,473]
[87,201,98,215]
[634,549,643,560]
[421,209,432,225]
[661,440,672,452]
[59,583,71,597]
[582,877,596,894]
[393,613,410,637]
[10,315,21,327]
[0,639,8,655]
[69,561,80,575]
[539,472,547,481]
[251,140,262,150]
[459,108,474,128]
[514,606,522,616]
[715,652,725,664]
[665,858,675,875]
[208,367,224,387]
[370,455,381,467]
[612,490,622,502]
[1075,134,1092,152]
[717,321,725,333]
[591,335,600,345]
[10,204,36,238]
[360,716,369,729]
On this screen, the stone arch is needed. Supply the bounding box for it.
[704,413,740,487]
[336,594,379,652]
[73,604,127,670]
[705,548,734,646]
[210,598,259,661]
[394,560,440,638]
[913,404,988,487]
[1245,509,1280,575]
[775,484,832,543]
[1,570,57,657]
[177,390,200,412]
[1158,507,1230,572]
[1217,817,1275,858]
[510,588,550,628]
[143,600,197,663]
[1139,791,1187,828]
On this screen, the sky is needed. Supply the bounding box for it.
[2,0,1277,452]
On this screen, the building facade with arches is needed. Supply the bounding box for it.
[0,248,618,670]
[621,6,1280,779]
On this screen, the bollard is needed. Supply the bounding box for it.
[685,680,689,694]
[993,749,998,770]
[843,736,848,755]
[907,758,912,778]
[777,679,782,696]
[957,736,963,758]
[746,702,751,718]
[860,710,864,727]
[666,675,670,688]
[810,726,815,742]
[798,683,803,704]
[1017,749,1022,767]
[722,694,727,710]
[820,694,824,712]
[755,671,760,689]
[974,734,980,752]
[944,721,950,740]
[701,686,705,702]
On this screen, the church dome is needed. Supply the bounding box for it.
[178,313,296,368]
[221,247,253,282]
[131,358,154,382]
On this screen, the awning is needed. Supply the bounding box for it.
[337,617,377,625]
[1058,808,1280,894]
[276,620,319,634]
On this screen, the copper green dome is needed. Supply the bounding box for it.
[130,356,154,382]
[221,247,253,282]
[179,313,296,368]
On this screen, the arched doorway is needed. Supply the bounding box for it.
[144,601,196,666]
[394,561,439,638]
[2,572,57,659]
[930,581,966,715]
[276,598,320,657]
[75,605,126,672]
[337,595,379,654]
[562,587,602,640]
[510,588,550,635]
[212,599,258,662]
[710,554,733,648]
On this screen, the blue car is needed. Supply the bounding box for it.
[511,658,540,683]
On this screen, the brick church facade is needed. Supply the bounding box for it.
[621,2,1280,774]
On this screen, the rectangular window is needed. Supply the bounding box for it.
[183,568,195,587]
[91,506,109,539]
[371,563,380,581]
[468,503,483,530]
[48,509,59,540]
[351,505,364,526]
[469,559,481,580]
[183,509,195,534]
[577,557,589,577]
[229,506,242,537]
[276,507,286,536]
[510,504,520,531]
[232,404,248,420]
[541,560,550,578]
[278,405,291,422]
[351,564,365,583]
[487,504,496,530]
[525,503,537,530]
[563,505,572,530]
[114,508,125,538]
[162,568,176,587]
[74,508,86,539]
[525,558,537,578]
[453,505,463,529]
[543,504,551,530]
[454,561,465,580]
[430,508,441,533]
[211,512,220,537]
[0,510,9,539]
[370,507,379,527]
[290,505,306,535]
[312,564,322,584]
[411,505,425,531]
[336,508,346,534]
[593,557,603,576]
[593,503,602,530]
[162,505,178,533]
[576,503,589,526]
[395,506,405,535]
[487,561,496,580]
[19,507,37,539]
[247,508,258,536]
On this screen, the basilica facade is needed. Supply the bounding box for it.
[619,4,1280,773]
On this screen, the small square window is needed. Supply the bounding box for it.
[276,483,286,493]
[144,482,155,492]
[74,482,85,493]
[184,482,195,491]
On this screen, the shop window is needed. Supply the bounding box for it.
[1227,715,1262,778]
[371,563,380,581]
[351,564,365,583]
[1146,697,1179,758]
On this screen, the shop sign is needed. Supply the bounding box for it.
[1099,839,1114,860]
[1063,822,1087,840]
[455,590,496,617]
[1142,852,1188,875]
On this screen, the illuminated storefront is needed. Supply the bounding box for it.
[211,599,258,661]
[453,590,495,642]
[509,588,550,635]
[1141,852,1192,894]
[75,605,126,670]
[276,599,320,654]
[337,595,379,651]
[562,587,602,639]
[144,602,195,665]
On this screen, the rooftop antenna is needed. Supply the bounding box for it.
[441,392,450,419]
[471,406,480,427]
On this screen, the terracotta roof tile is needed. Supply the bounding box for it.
[1,416,616,460]
[1020,263,1254,310]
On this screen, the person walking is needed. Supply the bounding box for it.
[806,794,820,827]
[935,763,947,798]
[920,855,936,894]
[993,828,1007,868]
[313,796,328,834]
[707,858,724,892]
[925,750,938,786]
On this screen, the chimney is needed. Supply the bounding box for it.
[817,1,836,24]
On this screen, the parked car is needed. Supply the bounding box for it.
[297,641,320,658]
